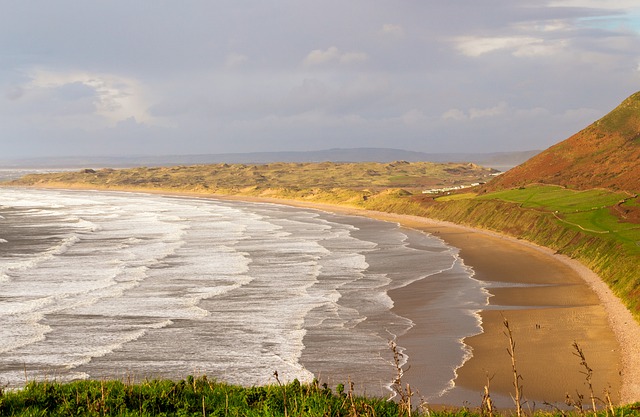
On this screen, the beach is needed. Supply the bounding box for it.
[391,223,622,407]
[5,185,639,407]
[214,195,640,407]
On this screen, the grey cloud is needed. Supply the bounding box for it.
[5,86,24,101]
[55,82,97,101]
[0,1,639,158]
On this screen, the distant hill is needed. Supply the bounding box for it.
[0,148,538,171]
[485,92,640,193]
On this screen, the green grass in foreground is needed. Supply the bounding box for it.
[2,376,638,417]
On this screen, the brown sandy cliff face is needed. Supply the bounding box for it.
[483,91,640,193]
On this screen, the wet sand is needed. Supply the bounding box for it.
[16,186,640,406]
[216,197,637,407]
[395,225,621,408]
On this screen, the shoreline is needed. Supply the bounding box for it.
[207,193,639,404]
[8,185,640,405]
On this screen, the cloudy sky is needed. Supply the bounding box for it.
[2,1,639,158]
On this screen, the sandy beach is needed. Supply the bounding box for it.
[13,185,640,407]
[213,195,640,407]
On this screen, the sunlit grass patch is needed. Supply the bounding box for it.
[434,192,476,202]
[478,186,627,213]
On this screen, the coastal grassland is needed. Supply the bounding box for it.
[2,376,637,416]
[477,186,626,213]
[7,161,496,193]
[0,376,402,417]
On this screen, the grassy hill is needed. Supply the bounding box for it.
[484,92,640,193]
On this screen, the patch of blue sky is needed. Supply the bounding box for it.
[577,12,640,33]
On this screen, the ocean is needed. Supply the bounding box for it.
[0,185,487,400]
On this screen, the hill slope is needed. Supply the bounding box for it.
[485,92,640,193]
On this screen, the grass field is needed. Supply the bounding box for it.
[477,186,628,213]
[474,186,640,248]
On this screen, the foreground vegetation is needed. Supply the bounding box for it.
[2,320,636,416]
[2,375,639,417]
[0,376,400,417]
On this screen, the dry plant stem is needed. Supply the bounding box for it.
[566,391,586,417]
[481,373,495,417]
[347,378,357,417]
[605,388,615,417]
[273,371,288,417]
[389,340,413,417]
[503,316,523,417]
[572,341,598,416]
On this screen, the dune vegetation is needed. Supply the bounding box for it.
[7,161,496,192]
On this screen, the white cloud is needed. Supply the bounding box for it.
[455,36,566,57]
[381,23,405,38]
[512,39,568,57]
[303,46,368,66]
[304,46,341,66]
[469,102,507,119]
[511,19,572,33]
[455,36,537,56]
[441,108,467,121]
[442,102,508,121]
[25,68,156,127]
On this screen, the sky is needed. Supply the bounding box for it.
[1,1,640,159]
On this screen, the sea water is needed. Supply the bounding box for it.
[0,187,487,400]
